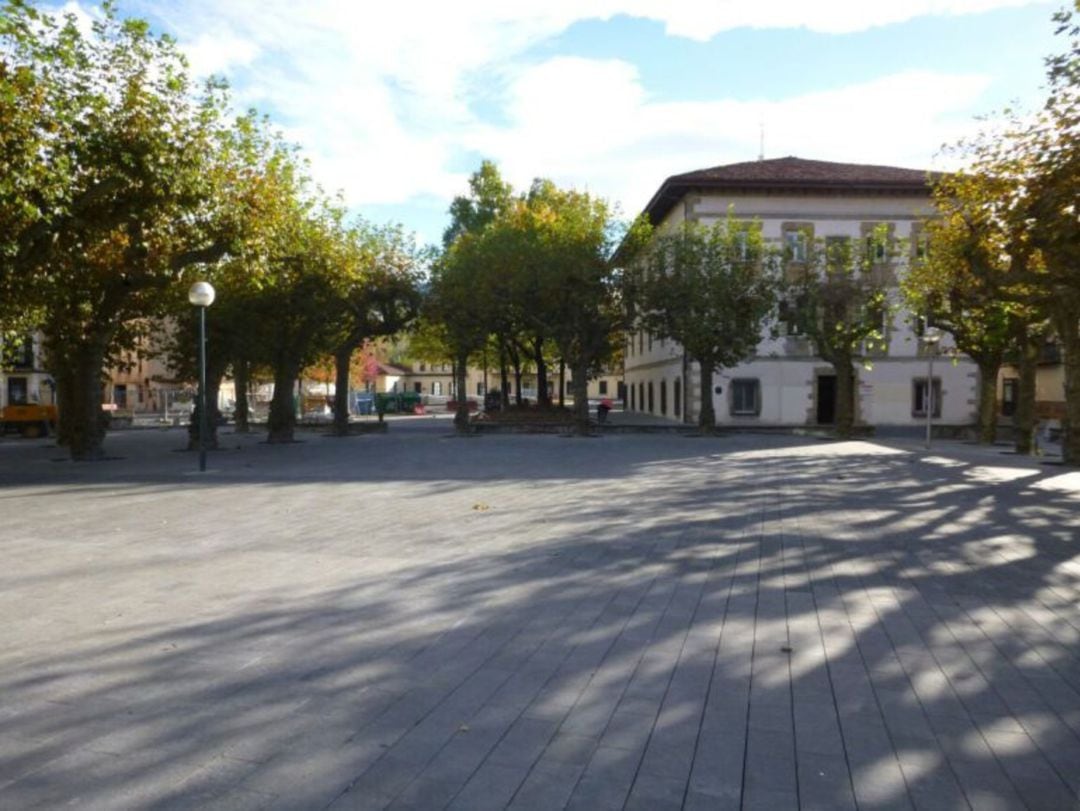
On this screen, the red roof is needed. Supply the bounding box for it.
[641,156,936,225]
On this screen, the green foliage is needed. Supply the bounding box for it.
[902,7,1079,457]
[0,0,238,457]
[638,216,776,431]
[782,225,895,437]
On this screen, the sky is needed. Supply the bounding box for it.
[51,0,1066,246]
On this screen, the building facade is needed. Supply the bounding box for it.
[624,157,979,431]
[0,332,55,410]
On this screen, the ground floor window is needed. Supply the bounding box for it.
[6,376,28,405]
[648,381,654,413]
[114,384,127,409]
[638,383,644,413]
[913,377,942,417]
[1001,377,1017,417]
[432,381,442,396]
[413,382,422,393]
[599,380,608,395]
[731,378,760,416]
[674,378,681,418]
[660,380,667,415]
[629,386,635,410]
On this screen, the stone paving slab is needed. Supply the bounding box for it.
[1,424,1078,810]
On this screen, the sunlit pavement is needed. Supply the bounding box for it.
[1,425,1078,810]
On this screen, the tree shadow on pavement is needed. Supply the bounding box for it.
[0,431,1078,809]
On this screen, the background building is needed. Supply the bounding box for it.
[624,157,979,431]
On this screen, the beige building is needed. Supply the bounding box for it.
[624,156,979,431]
[998,343,1066,424]
[0,332,55,410]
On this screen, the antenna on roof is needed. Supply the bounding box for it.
[758,119,765,161]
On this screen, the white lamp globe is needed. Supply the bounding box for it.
[188,281,216,308]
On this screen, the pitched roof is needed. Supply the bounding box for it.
[642,156,936,225]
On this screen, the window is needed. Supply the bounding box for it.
[5,336,33,369]
[414,382,422,393]
[780,297,809,337]
[861,222,894,265]
[825,235,852,271]
[432,381,442,396]
[477,383,485,396]
[660,380,667,416]
[674,378,681,418]
[913,378,942,418]
[731,379,760,416]
[1001,378,1017,417]
[638,383,644,412]
[912,315,927,339]
[598,380,608,395]
[6,376,28,405]
[647,381,654,413]
[418,363,426,372]
[114,384,127,409]
[734,231,750,261]
[630,386,635,410]
[784,230,809,262]
[865,235,887,263]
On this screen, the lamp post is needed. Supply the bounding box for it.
[923,326,941,449]
[188,282,216,471]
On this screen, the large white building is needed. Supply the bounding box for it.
[624,157,978,432]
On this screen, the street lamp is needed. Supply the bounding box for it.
[923,325,941,449]
[188,281,215,471]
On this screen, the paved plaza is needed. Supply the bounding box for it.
[1,421,1079,810]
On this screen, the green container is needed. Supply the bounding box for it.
[374,392,422,414]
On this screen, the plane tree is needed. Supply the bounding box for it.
[904,167,1045,449]
[327,222,423,436]
[785,227,893,439]
[637,217,776,433]
[0,2,237,459]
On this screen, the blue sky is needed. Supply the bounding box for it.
[53,1,1064,246]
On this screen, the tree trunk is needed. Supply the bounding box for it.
[267,365,298,443]
[332,344,353,436]
[570,358,591,435]
[498,341,510,408]
[453,350,471,432]
[53,363,75,448]
[233,359,251,433]
[1056,309,1080,466]
[62,344,109,461]
[1014,333,1038,455]
[507,341,523,407]
[558,358,566,408]
[698,362,717,433]
[834,360,857,439]
[971,356,1001,445]
[46,331,110,461]
[533,339,550,407]
[512,361,523,406]
[187,373,223,451]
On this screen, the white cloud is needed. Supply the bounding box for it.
[55,0,1043,234]
[616,0,1047,39]
[468,61,992,215]
[182,31,260,78]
